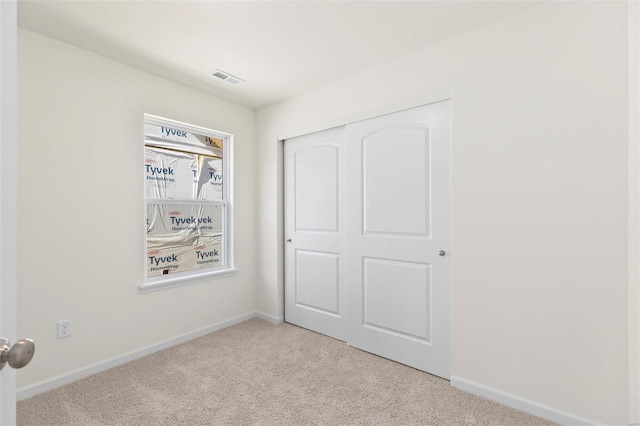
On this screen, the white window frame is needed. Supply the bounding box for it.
[140,114,235,294]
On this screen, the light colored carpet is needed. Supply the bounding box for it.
[18,319,556,425]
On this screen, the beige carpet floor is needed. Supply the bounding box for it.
[18,319,556,425]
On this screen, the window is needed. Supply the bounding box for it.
[141,114,234,293]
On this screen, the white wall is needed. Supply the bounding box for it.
[17,29,257,389]
[256,3,631,424]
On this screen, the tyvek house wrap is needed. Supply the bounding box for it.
[145,147,198,199]
[146,203,223,277]
[144,123,226,277]
[147,204,223,239]
[197,156,223,201]
[144,123,223,157]
[146,235,223,277]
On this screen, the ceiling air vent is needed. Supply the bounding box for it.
[209,69,245,86]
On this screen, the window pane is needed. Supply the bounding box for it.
[193,234,223,270]
[147,203,222,236]
[144,146,197,200]
[197,155,223,201]
[146,235,224,277]
[144,122,223,157]
[146,203,224,277]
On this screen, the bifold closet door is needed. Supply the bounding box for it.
[346,101,452,378]
[284,126,348,341]
[284,100,452,378]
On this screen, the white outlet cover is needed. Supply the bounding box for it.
[57,319,72,339]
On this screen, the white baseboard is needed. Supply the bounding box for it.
[450,376,605,426]
[255,311,284,324]
[18,311,276,401]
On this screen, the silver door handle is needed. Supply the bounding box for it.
[438,250,446,256]
[286,239,292,243]
[0,338,35,370]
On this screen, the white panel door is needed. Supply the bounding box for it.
[284,126,347,341]
[1,1,19,422]
[346,101,452,378]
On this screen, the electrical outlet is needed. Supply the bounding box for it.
[57,319,72,339]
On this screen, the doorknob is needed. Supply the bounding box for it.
[286,239,292,243]
[438,250,446,256]
[0,338,35,370]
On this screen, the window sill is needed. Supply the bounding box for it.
[140,268,238,294]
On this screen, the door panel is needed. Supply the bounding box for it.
[294,146,339,232]
[284,126,347,341]
[347,101,451,378]
[295,250,340,315]
[363,257,431,341]
[363,127,430,236]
